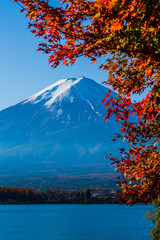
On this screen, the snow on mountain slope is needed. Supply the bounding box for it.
[21,77,115,126]
[0,77,121,188]
[24,77,80,107]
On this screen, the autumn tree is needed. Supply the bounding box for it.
[14,0,160,235]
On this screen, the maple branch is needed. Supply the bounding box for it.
[15,1,24,9]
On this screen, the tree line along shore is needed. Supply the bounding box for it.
[0,186,119,204]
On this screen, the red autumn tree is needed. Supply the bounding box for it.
[13,0,160,206]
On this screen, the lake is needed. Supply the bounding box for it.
[0,204,152,240]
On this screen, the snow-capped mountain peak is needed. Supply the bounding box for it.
[24,77,84,106]
[0,76,120,188]
[44,78,81,108]
[19,76,115,126]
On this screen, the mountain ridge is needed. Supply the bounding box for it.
[0,77,119,189]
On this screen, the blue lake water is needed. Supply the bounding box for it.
[0,204,152,240]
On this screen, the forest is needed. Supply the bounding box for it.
[0,187,119,204]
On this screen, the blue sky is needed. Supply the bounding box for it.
[0,0,109,111]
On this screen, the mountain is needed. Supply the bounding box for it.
[0,77,121,189]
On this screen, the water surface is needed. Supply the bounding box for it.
[0,204,152,240]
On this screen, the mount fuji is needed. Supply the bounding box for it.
[0,77,121,189]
